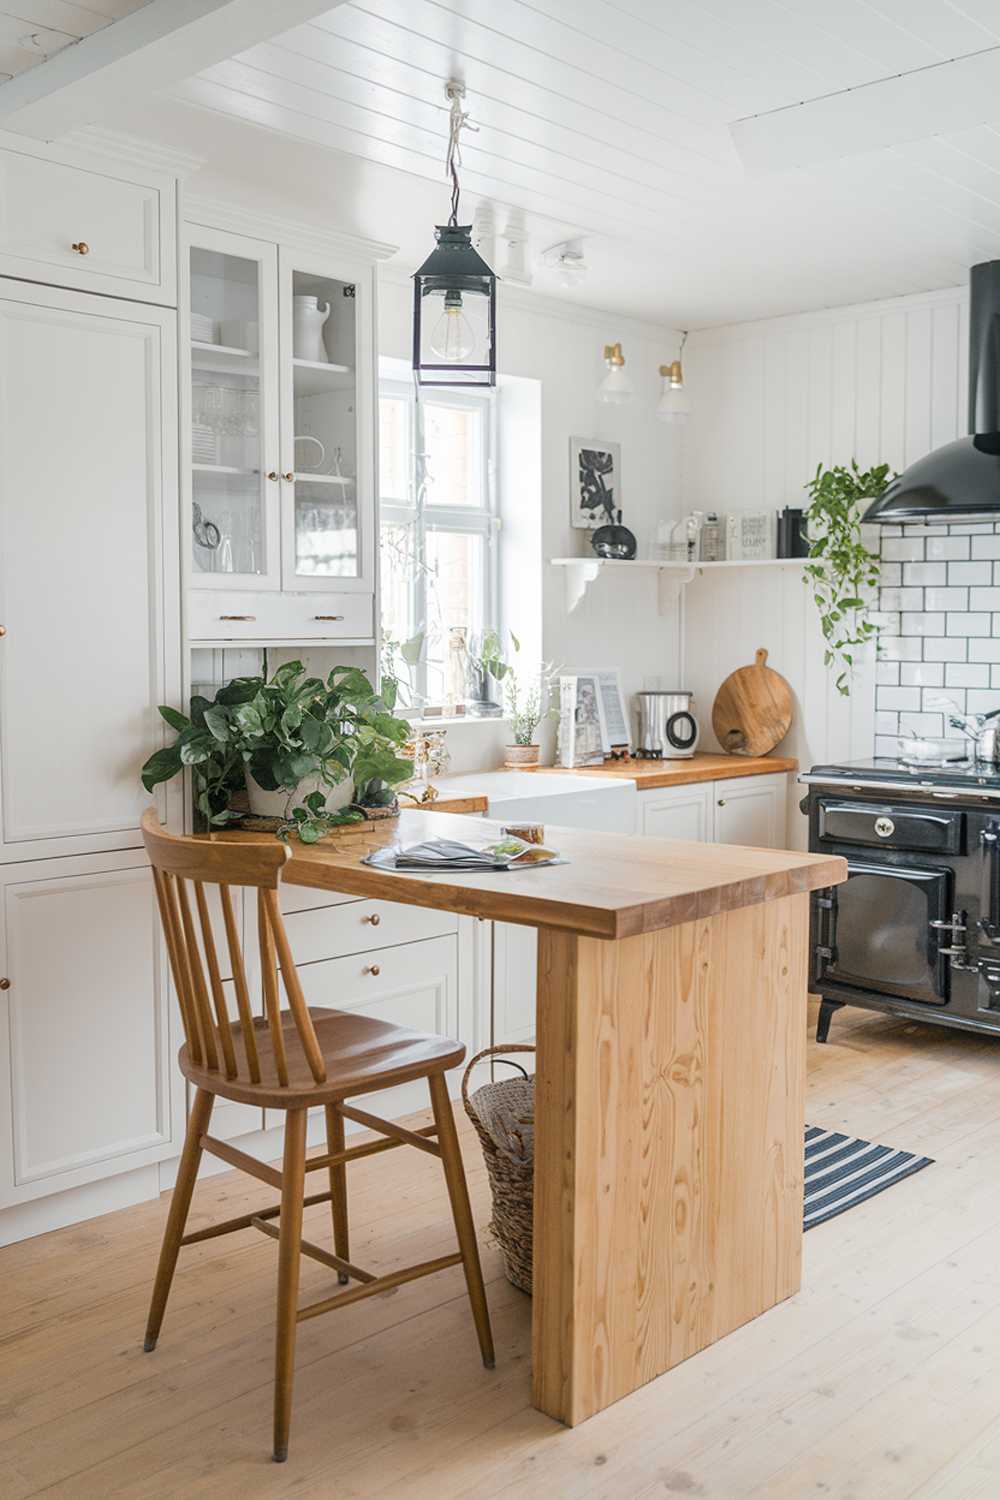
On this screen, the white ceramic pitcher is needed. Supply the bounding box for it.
[293,295,331,363]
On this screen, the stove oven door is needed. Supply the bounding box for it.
[814,860,951,1005]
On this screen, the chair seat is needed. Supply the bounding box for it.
[179,1007,465,1109]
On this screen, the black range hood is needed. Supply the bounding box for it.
[864,261,1000,523]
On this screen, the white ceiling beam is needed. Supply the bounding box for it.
[730,45,1000,173]
[0,0,350,140]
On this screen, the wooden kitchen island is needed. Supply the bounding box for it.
[233,811,846,1428]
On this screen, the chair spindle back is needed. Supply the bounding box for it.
[142,809,326,1089]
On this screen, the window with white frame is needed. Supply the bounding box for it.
[379,376,498,712]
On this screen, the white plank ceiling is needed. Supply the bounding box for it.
[165,0,1000,325]
[0,0,148,83]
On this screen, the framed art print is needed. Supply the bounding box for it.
[570,437,621,529]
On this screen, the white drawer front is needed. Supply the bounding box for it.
[286,898,457,965]
[0,150,172,303]
[188,590,373,644]
[293,935,459,1122]
[278,882,360,916]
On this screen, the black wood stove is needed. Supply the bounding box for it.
[801,758,1000,1043]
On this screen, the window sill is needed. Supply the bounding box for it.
[402,713,510,730]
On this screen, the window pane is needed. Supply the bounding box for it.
[380,520,417,650]
[424,530,485,698]
[379,396,410,502]
[423,402,483,508]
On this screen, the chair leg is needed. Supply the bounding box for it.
[273,1108,307,1463]
[428,1071,495,1370]
[144,1087,214,1353]
[324,1103,350,1285]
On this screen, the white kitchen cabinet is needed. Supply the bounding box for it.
[184,221,376,645]
[0,852,174,1210]
[640,784,713,841]
[0,140,176,306]
[0,280,181,862]
[637,774,788,849]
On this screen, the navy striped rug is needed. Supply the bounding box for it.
[804,1126,933,1230]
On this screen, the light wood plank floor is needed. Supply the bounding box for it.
[4,999,1000,1498]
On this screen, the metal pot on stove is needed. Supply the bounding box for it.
[635,691,700,760]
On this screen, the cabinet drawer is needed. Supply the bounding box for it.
[0,148,174,304]
[188,589,373,644]
[287,899,457,965]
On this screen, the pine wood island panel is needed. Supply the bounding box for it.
[221,812,845,1427]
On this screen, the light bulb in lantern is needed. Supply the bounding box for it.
[430,291,475,361]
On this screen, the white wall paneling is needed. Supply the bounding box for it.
[682,283,969,846]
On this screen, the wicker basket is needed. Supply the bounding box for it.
[461,1044,536,1295]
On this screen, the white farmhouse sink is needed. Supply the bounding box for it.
[434,769,637,835]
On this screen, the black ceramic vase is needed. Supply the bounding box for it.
[591,509,637,560]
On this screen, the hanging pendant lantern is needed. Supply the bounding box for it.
[413,82,497,387]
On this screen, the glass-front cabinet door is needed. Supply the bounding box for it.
[277,249,374,595]
[187,226,280,592]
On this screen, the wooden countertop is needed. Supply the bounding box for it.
[522,752,798,790]
[227,809,844,942]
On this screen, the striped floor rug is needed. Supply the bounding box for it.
[804,1126,933,1230]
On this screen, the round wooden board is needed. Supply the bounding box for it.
[711,648,792,757]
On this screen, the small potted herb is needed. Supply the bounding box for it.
[141,661,413,842]
[503,661,556,768]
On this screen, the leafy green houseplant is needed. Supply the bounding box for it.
[503,661,557,767]
[141,662,412,842]
[804,460,894,696]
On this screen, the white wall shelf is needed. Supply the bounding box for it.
[550,556,808,613]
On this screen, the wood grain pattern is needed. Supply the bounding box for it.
[518,752,798,789]
[532,894,808,1425]
[217,811,844,942]
[712,648,794,757]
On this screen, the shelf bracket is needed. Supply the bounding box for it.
[657,565,695,613]
[562,559,602,612]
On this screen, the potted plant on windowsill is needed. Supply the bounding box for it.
[141,662,413,842]
[503,662,556,768]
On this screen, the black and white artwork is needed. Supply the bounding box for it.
[570,437,621,528]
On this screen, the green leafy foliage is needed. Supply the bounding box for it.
[140,663,413,840]
[803,460,894,697]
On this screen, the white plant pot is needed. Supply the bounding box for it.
[245,774,354,820]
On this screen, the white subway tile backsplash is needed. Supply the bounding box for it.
[901,612,944,635]
[902,562,946,585]
[924,587,968,611]
[924,638,969,661]
[992,666,1000,689]
[971,536,1000,559]
[875,735,902,757]
[879,635,923,661]
[880,562,902,587]
[883,538,925,562]
[946,560,990,584]
[921,687,956,712]
[899,712,944,736]
[949,523,995,534]
[945,662,990,688]
[869,611,900,633]
[876,686,922,711]
[879,587,923,611]
[969,639,1000,662]
[901,662,943,687]
[876,661,900,685]
[946,612,991,635]
[874,711,898,736]
[926,536,970,561]
[966,689,1000,713]
[879,524,903,537]
[970,588,1000,610]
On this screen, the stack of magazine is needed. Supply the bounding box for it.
[363,836,564,873]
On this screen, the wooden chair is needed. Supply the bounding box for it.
[140,810,494,1462]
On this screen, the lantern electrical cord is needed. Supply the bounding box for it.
[445,82,477,227]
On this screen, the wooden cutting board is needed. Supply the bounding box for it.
[711,648,792,757]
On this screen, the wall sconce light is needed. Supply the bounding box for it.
[597,342,634,405]
[657,333,690,423]
[542,239,587,288]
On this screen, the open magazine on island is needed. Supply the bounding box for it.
[363,835,565,872]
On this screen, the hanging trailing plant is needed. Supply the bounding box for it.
[804,460,895,697]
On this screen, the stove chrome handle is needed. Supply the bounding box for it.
[980,827,1000,943]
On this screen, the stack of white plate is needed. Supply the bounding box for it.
[191,313,217,344]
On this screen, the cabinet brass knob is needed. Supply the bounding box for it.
[717,798,726,806]
[71,241,90,255]
[363,964,381,976]
[266,471,279,481]
[314,615,344,622]
[362,913,381,926]
[0,625,6,637]
[219,614,256,622]
[0,978,10,990]
[282,471,294,482]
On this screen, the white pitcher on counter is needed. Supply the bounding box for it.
[293,295,331,363]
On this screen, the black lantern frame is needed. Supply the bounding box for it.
[412,222,497,388]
